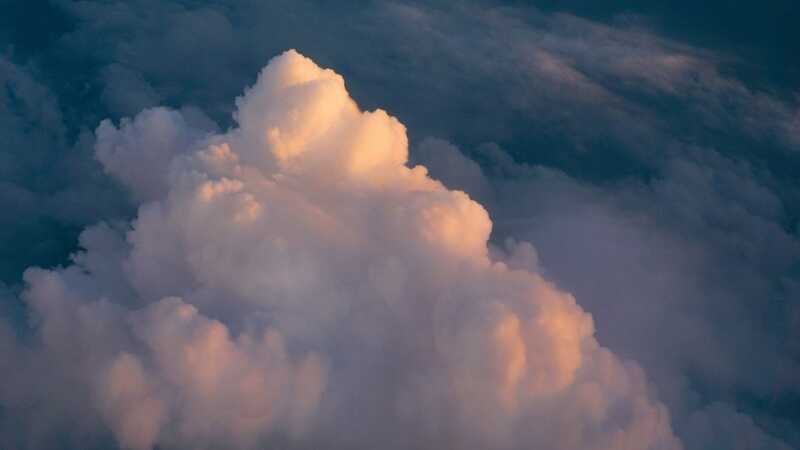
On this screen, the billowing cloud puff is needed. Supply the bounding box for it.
[415,137,800,450]
[0,50,680,450]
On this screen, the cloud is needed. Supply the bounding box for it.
[1,2,800,449]
[0,57,128,283]
[54,0,797,156]
[684,403,793,450]
[416,137,800,450]
[6,1,798,279]
[0,50,681,450]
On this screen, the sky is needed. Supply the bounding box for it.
[0,1,799,449]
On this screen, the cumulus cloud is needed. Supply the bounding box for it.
[0,50,681,450]
[3,2,800,449]
[0,56,127,283]
[416,137,800,450]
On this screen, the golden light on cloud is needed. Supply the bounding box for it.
[4,50,680,450]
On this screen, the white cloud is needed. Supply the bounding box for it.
[1,50,680,450]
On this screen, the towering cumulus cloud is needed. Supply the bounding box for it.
[0,50,680,450]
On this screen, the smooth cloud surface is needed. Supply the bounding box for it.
[1,50,680,450]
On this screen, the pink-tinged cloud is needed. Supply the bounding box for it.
[1,50,680,450]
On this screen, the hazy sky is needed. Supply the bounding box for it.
[1,1,798,449]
